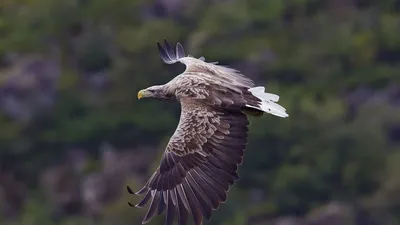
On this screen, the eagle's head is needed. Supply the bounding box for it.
[137,85,175,102]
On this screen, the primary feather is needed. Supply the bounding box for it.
[130,39,289,225]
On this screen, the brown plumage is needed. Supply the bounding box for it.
[131,40,289,225]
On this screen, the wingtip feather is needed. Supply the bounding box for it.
[157,40,188,64]
[176,42,185,58]
[164,39,176,59]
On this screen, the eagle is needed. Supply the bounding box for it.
[128,40,289,225]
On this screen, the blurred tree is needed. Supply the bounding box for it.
[0,0,400,224]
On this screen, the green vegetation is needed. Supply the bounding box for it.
[0,0,400,224]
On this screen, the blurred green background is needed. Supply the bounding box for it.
[0,0,400,224]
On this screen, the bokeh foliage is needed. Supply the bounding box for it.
[1,0,400,224]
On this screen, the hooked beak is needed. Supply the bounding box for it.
[137,90,145,100]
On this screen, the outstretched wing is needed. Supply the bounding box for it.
[129,102,249,225]
[157,39,254,88]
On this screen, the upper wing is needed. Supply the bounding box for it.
[157,39,215,65]
[129,102,249,225]
[157,39,255,90]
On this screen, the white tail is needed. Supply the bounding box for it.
[246,86,289,118]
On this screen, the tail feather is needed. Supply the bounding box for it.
[246,86,289,118]
[248,86,279,102]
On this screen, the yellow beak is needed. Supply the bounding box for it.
[137,90,145,99]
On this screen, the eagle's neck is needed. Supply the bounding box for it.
[158,83,177,103]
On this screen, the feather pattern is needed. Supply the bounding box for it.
[131,104,249,225]
[130,39,289,225]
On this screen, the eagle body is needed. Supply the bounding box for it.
[131,40,289,225]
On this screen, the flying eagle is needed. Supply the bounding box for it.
[128,40,289,225]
